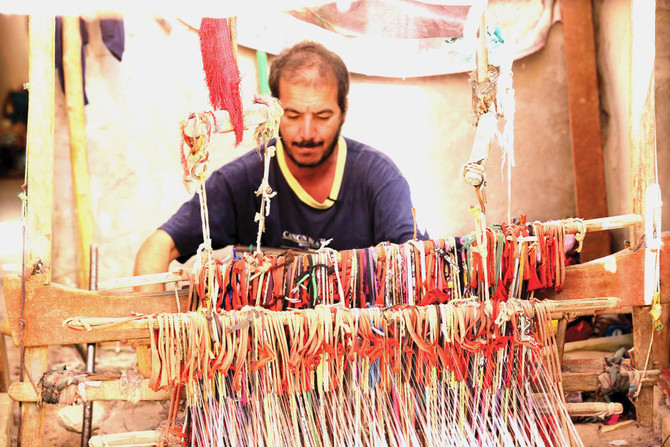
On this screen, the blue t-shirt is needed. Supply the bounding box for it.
[161,136,424,262]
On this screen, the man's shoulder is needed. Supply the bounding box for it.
[344,137,401,173]
[209,148,264,178]
[344,137,382,157]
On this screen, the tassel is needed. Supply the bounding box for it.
[199,17,244,145]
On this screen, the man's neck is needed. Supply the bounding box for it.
[284,144,339,203]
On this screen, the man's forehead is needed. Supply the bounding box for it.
[278,77,338,107]
[281,67,336,87]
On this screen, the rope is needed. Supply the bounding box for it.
[251,95,282,255]
[179,111,217,184]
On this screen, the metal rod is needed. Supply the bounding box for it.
[81,244,98,446]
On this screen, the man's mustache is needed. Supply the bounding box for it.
[293,140,323,148]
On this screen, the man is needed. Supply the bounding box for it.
[134,41,424,290]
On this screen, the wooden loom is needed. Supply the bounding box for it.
[1,5,667,447]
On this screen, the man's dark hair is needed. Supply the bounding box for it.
[269,41,350,114]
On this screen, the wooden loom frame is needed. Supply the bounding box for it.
[1,5,667,446]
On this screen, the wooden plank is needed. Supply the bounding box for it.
[562,369,659,393]
[21,347,47,445]
[547,232,670,307]
[556,317,568,364]
[561,0,611,261]
[4,274,617,346]
[2,276,189,347]
[632,305,655,426]
[63,16,94,290]
[20,15,57,447]
[25,20,55,286]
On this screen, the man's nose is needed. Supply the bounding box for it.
[300,115,316,139]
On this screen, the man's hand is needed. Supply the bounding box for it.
[133,229,180,293]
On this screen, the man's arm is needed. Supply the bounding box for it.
[133,229,181,293]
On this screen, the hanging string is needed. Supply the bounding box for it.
[137,300,583,446]
[251,95,283,255]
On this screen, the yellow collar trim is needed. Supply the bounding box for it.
[276,136,346,210]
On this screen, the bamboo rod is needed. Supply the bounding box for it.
[544,213,641,233]
[63,16,94,290]
[62,297,620,333]
[88,430,160,447]
[564,333,634,353]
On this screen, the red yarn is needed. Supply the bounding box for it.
[199,18,244,145]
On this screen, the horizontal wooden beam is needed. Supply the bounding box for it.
[3,262,622,346]
[86,400,621,446]
[2,276,188,347]
[565,402,622,418]
[547,232,670,307]
[9,373,632,416]
[9,379,168,402]
[562,370,659,393]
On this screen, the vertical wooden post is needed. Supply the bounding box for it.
[63,16,94,290]
[561,0,611,261]
[21,15,56,446]
[628,0,658,428]
[555,317,568,365]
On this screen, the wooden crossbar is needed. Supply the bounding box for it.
[4,231,669,348]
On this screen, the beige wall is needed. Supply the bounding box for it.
[0,8,666,287]
[0,15,29,139]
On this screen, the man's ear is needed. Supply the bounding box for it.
[342,98,349,121]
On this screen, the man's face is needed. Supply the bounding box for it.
[278,76,345,168]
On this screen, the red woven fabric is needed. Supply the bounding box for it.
[199,18,244,145]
